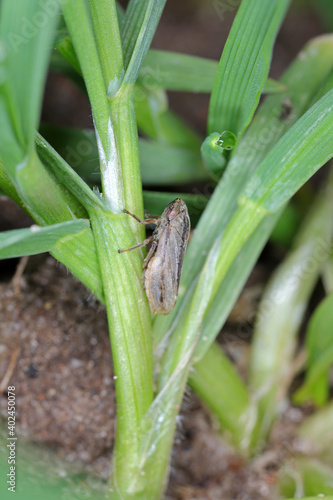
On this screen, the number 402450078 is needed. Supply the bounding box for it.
[118,198,190,316]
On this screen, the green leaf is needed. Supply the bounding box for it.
[0,0,59,156]
[153,35,333,351]
[35,132,104,212]
[140,50,286,95]
[140,50,218,92]
[54,29,82,74]
[294,294,333,406]
[53,28,201,151]
[0,220,89,259]
[298,401,333,465]
[278,458,333,497]
[192,211,281,364]
[208,0,290,139]
[122,0,167,85]
[240,89,333,212]
[134,84,201,149]
[248,177,333,450]
[263,78,287,94]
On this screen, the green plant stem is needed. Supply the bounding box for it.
[298,402,333,465]
[61,0,144,233]
[158,202,268,393]
[89,207,153,496]
[278,458,333,497]
[189,342,252,450]
[0,157,25,209]
[248,173,333,452]
[122,0,167,86]
[88,0,124,93]
[61,0,125,215]
[89,0,145,239]
[136,244,220,499]
[108,87,145,241]
[186,213,282,451]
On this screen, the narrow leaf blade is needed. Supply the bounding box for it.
[208,0,290,139]
[294,293,333,405]
[0,220,89,259]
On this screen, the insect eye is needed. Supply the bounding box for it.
[167,208,177,220]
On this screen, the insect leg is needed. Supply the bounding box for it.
[142,240,158,269]
[144,209,160,219]
[123,209,158,225]
[118,236,153,254]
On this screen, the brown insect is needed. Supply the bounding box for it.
[118,198,190,315]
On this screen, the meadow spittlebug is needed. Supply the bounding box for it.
[118,198,190,315]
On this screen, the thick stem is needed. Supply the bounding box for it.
[109,87,145,242]
[89,207,153,495]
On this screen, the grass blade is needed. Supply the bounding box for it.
[208,0,290,139]
[294,293,333,406]
[240,89,333,212]
[0,220,89,259]
[140,50,218,92]
[35,133,104,212]
[298,402,333,465]
[0,0,59,152]
[278,458,333,497]
[122,0,167,86]
[248,175,333,451]
[190,342,252,450]
[121,0,148,69]
[141,50,286,94]
[89,207,153,495]
[153,35,333,349]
